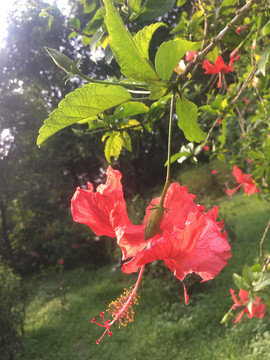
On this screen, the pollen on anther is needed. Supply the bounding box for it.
[106,287,139,328]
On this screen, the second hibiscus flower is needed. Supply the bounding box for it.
[202,54,239,88]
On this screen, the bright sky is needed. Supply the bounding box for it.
[0,0,70,46]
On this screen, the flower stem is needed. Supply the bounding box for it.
[159,93,175,206]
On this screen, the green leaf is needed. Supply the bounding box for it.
[242,264,253,286]
[48,16,54,29]
[103,131,132,163]
[218,118,226,147]
[253,273,270,292]
[165,152,190,166]
[122,119,142,130]
[68,31,78,39]
[133,23,167,60]
[148,81,170,100]
[176,96,206,143]
[247,300,253,315]
[121,131,132,151]
[137,0,176,22]
[233,273,249,290]
[205,46,218,64]
[90,28,105,57]
[128,0,141,12]
[39,10,50,17]
[220,0,237,15]
[177,0,186,6]
[261,20,270,36]
[67,18,80,30]
[113,101,149,119]
[37,83,132,145]
[103,0,159,81]
[83,7,106,35]
[155,39,200,80]
[250,263,263,273]
[258,44,270,76]
[83,1,96,14]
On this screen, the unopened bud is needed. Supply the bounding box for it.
[235,24,248,35]
[229,48,239,59]
[45,47,81,75]
[144,206,163,240]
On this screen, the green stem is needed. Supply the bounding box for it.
[159,93,175,206]
[77,71,148,89]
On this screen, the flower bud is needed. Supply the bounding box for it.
[144,206,164,240]
[235,24,248,35]
[45,47,81,75]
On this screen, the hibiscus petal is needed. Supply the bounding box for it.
[71,187,116,237]
[143,183,202,233]
[165,208,231,283]
[202,59,219,74]
[71,166,146,258]
[243,182,260,194]
[123,206,231,290]
[233,166,244,183]
[230,288,241,305]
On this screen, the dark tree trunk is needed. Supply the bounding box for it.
[0,201,18,272]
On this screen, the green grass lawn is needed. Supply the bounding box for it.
[20,194,270,360]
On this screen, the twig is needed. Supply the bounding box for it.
[197,0,208,50]
[174,0,255,84]
[260,219,270,267]
[235,106,246,135]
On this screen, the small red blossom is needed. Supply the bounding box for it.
[72,167,231,305]
[73,244,79,250]
[233,165,260,194]
[203,145,210,151]
[59,259,64,265]
[243,97,250,104]
[218,118,222,125]
[246,158,253,164]
[202,55,239,88]
[185,51,197,62]
[225,166,260,195]
[230,288,266,324]
[236,24,248,35]
[212,169,217,175]
[229,48,239,59]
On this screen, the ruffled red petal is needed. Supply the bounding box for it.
[71,166,146,259]
[123,206,231,303]
[233,165,244,183]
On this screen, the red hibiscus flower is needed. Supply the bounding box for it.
[59,259,64,265]
[212,169,217,175]
[225,165,260,195]
[72,166,231,303]
[243,97,251,104]
[202,55,239,88]
[230,288,266,324]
